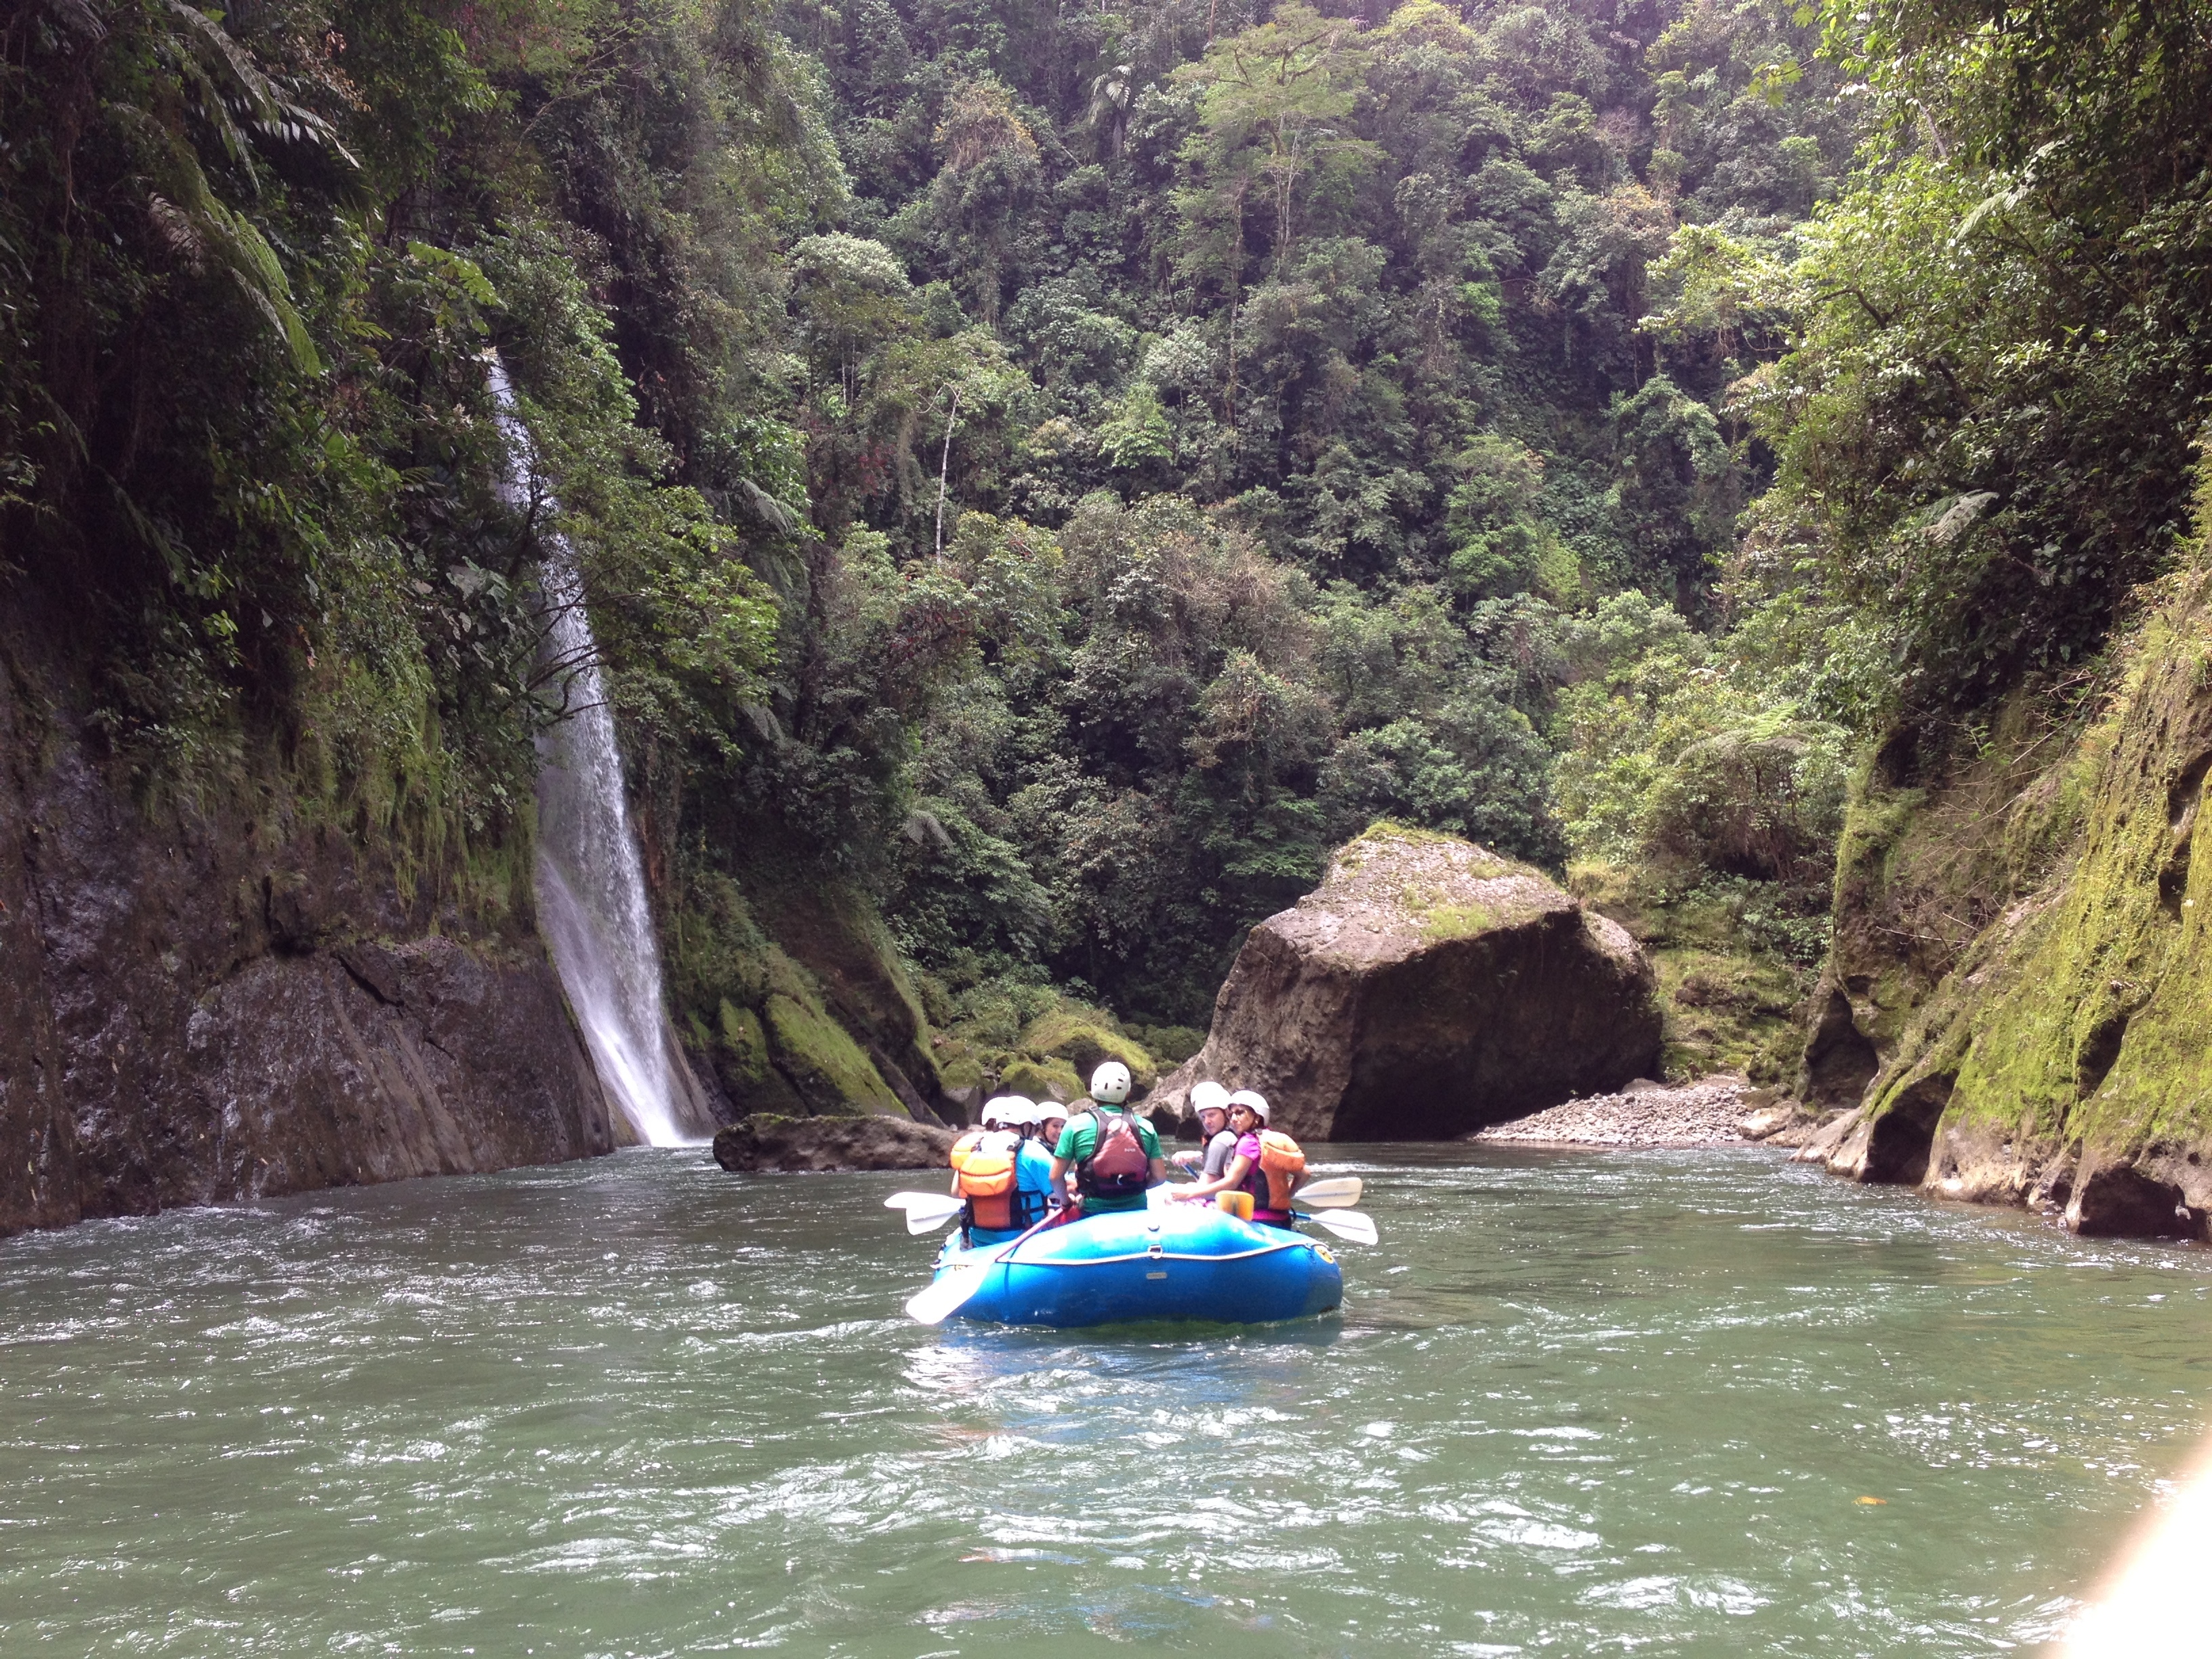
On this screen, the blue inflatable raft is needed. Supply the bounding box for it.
[929,1200,1343,1328]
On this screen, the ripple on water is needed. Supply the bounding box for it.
[0,1145,2207,1655]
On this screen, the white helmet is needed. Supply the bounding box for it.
[980,1094,1020,1128]
[1090,1061,1132,1105]
[1191,1081,1231,1118]
[1227,1088,1270,1123]
[1001,1097,1038,1128]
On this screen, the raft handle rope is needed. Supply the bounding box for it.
[985,1240,1317,1269]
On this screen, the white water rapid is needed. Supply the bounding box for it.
[487,356,699,1147]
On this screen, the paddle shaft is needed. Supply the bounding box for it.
[906,1206,1065,1324]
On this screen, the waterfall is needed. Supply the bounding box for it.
[487,355,701,1147]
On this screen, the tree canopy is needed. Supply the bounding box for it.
[8,0,2203,1071]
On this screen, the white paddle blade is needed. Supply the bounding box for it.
[905,1265,993,1325]
[1292,1176,1364,1208]
[1308,1208,1378,1246]
[888,1192,964,1232]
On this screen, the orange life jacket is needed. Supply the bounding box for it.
[951,1130,1021,1231]
[1237,1128,1307,1213]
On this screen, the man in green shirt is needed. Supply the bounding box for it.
[1048,1061,1168,1215]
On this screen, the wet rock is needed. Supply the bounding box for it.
[1738,1093,1814,1143]
[1923,1121,2046,1208]
[0,602,619,1238]
[1795,975,1881,1111]
[1150,824,1663,1141]
[1826,1071,1954,1185]
[1790,1105,1862,1165]
[712,1113,956,1172]
[1755,1110,1839,1150]
[2067,1158,2194,1238]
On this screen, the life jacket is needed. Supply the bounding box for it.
[1256,1130,1307,1209]
[1077,1109,1152,1197]
[1200,1126,1239,1179]
[1012,1139,1059,1225]
[1237,1128,1307,1213]
[951,1129,1021,1231]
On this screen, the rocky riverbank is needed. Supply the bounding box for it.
[1470,1076,1787,1149]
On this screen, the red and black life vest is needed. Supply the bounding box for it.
[1076,1110,1151,1197]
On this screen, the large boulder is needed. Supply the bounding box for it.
[1149,825,1662,1140]
[712,1113,956,1172]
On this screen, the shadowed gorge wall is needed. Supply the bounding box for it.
[1808,479,2212,1237]
[0,611,619,1238]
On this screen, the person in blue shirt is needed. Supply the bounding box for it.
[1011,1100,1064,1229]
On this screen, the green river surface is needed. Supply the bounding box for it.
[3,1145,2208,1656]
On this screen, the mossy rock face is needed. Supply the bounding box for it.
[999,1055,1084,1104]
[716,999,771,1089]
[1650,945,1810,1085]
[1132,1023,1205,1065]
[936,1046,985,1094]
[746,875,944,1100]
[670,865,954,1122]
[670,872,804,1012]
[1801,690,2070,1104]
[1818,516,2212,1235]
[763,993,905,1117]
[1017,1008,1157,1091]
[697,996,802,1115]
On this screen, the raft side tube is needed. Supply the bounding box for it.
[930,1202,1343,1328]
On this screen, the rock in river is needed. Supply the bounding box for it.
[713,1113,956,1172]
[1150,824,1662,1141]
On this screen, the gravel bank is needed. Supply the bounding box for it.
[1470,1076,1765,1148]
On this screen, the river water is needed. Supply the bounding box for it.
[3,1146,2206,1656]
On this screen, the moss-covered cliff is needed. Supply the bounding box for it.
[0,595,623,1239]
[1803,475,2212,1237]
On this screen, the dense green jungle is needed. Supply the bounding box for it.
[5,0,2211,1189]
